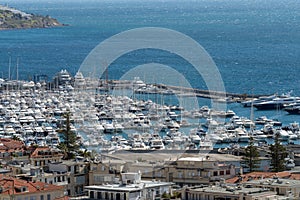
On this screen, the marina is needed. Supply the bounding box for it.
[0,1,299,199]
[1,70,300,154]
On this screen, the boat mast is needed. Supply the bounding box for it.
[8,56,11,80]
[250,89,254,134]
[16,57,19,90]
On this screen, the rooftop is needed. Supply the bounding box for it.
[189,184,271,195]
[30,147,63,158]
[85,180,173,192]
[0,138,24,153]
[0,174,64,195]
[226,171,295,184]
[247,178,300,187]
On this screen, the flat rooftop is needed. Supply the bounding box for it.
[247,178,300,187]
[85,180,173,192]
[104,152,241,162]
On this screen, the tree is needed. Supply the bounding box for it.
[58,112,79,159]
[269,133,288,172]
[241,137,260,173]
[12,135,21,141]
[78,149,96,160]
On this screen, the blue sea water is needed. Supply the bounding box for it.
[0,0,300,125]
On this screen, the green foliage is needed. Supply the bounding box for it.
[162,192,171,199]
[58,112,79,160]
[161,191,181,199]
[241,137,260,173]
[12,135,21,141]
[0,8,63,30]
[269,133,288,172]
[78,149,96,160]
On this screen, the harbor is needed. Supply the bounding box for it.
[1,70,300,154]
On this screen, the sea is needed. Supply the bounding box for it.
[0,0,300,127]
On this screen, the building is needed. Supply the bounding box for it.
[0,175,66,200]
[88,161,118,185]
[84,172,173,200]
[180,184,290,200]
[0,138,26,160]
[226,171,292,184]
[48,160,89,196]
[226,171,300,198]
[30,147,63,167]
[126,153,240,186]
[246,178,300,198]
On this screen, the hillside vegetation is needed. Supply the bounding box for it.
[0,5,65,30]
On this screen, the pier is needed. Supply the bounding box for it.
[98,80,268,102]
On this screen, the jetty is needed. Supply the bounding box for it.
[97,80,268,103]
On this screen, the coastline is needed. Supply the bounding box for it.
[0,23,68,31]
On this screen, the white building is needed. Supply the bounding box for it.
[84,172,173,200]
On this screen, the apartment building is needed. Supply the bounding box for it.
[0,174,66,200]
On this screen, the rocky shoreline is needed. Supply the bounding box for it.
[0,5,66,30]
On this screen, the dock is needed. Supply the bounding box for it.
[98,80,268,103]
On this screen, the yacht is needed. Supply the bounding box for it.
[275,130,290,141]
[254,97,300,110]
[149,139,165,150]
[189,133,201,144]
[284,106,300,115]
[241,94,277,107]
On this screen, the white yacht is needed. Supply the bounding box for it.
[149,139,165,150]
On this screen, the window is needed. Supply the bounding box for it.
[90,191,95,199]
[178,172,183,178]
[75,175,86,184]
[213,171,218,176]
[220,171,224,175]
[30,196,36,200]
[40,195,44,200]
[47,194,51,200]
[226,170,230,175]
[97,192,102,199]
[116,193,121,200]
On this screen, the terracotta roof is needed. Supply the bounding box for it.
[0,174,64,195]
[226,171,292,184]
[55,196,69,200]
[0,139,24,153]
[30,147,63,158]
[30,147,50,157]
[288,173,300,180]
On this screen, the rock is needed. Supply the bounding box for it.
[0,5,66,30]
